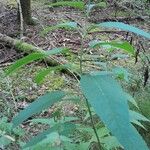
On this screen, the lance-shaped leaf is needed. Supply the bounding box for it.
[129,110,149,130]
[35,66,61,84]
[80,72,148,150]
[98,22,150,39]
[125,93,138,108]
[6,47,68,75]
[89,40,135,55]
[129,110,150,122]
[131,120,146,130]
[45,47,69,55]
[23,122,76,148]
[6,53,45,75]
[41,22,77,35]
[12,91,65,128]
[47,1,85,10]
[35,64,71,84]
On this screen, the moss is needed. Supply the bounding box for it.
[15,41,35,53]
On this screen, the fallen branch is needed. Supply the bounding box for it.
[0,33,59,65]
[0,33,80,80]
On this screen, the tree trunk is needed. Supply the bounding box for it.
[19,0,32,25]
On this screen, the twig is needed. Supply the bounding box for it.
[17,0,24,38]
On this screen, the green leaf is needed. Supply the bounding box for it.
[129,110,150,122]
[12,91,65,128]
[35,64,71,84]
[0,136,11,147]
[35,66,62,84]
[6,47,68,75]
[31,118,56,125]
[97,127,110,138]
[31,117,78,126]
[101,136,122,150]
[44,47,69,55]
[23,122,76,148]
[112,66,129,81]
[89,40,135,55]
[6,53,45,75]
[125,93,139,108]
[80,72,149,150]
[63,142,90,150]
[41,22,77,35]
[86,2,107,14]
[99,22,150,39]
[47,1,85,10]
[131,120,146,130]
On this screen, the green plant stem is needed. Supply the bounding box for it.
[79,33,102,150]
[85,98,103,150]
[79,37,84,74]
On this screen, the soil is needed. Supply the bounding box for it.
[0,0,150,149]
[1,0,149,64]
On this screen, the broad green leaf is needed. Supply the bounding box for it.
[41,22,77,35]
[6,53,45,75]
[29,132,72,150]
[80,72,148,150]
[47,1,85,10]
[31,117,78,126]
[23,122,76,148]
[99,22,150,39]
[12,91,65,128]
[89,40,135,55]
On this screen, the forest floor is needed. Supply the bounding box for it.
[0,0,150,149]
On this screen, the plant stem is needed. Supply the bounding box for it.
[85,98,103,150]
[79,33,102,150]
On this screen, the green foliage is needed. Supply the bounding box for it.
[35,65,69,84]
[80,72,148,150]
[4,4,150,148]
[23,122,76,149]
[41,22,78,36]
[47,1,85,10]
[0,117,25,149]
[6,53,45,75]
[86,2,107,15]
[12,91,65,128]
[98,22,150,39]
[89,40,135,55]
[6,47,68,75]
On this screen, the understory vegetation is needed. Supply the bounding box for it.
[0,0,150,150]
